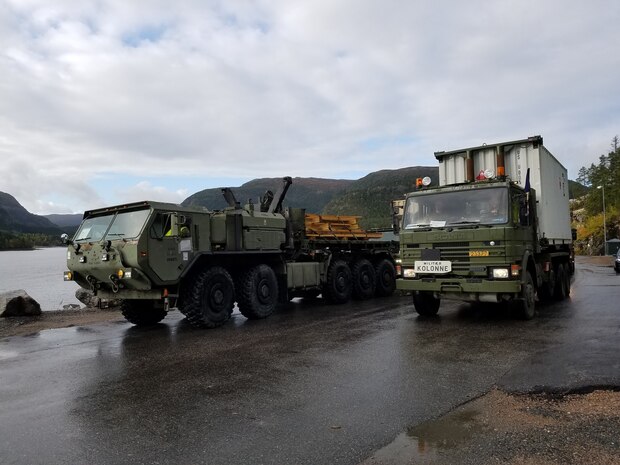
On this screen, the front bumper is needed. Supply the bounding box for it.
[397,276,522,300]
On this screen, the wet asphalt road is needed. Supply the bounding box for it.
[1,257,619,465]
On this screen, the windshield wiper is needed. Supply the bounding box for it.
[106,233,125,237]
[405,223,430,229]
[447,220,480,225]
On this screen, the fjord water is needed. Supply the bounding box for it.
[0,247,80,311]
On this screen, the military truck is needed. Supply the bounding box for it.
[396,136,572,319]
[63,177,398,327]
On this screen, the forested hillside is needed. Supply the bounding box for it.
[573,136,620,254]
[322,167,439,228]
[0,192,60,235]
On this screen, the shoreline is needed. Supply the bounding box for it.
[0,306,125,338]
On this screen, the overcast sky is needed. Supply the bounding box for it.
[1,0,619,214]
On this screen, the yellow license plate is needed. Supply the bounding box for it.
[469,250,489,257]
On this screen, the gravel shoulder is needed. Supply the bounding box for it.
[363,388,620,465]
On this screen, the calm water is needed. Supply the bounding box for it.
[0,247,80,311]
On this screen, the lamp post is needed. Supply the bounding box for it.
[597,185,607,255]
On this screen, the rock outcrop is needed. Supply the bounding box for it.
[0,290,42,317]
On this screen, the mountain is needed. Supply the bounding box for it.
[0,192,61,234]
[44,213,83,229]
[322,167,439,228]
[182,177,355,213]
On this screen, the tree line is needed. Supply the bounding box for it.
[574,136,619,254]
[0,231,62,250]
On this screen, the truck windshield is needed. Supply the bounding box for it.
[403,188,509,229]
[74,209,151,242]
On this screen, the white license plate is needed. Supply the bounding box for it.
[414,260,452,274]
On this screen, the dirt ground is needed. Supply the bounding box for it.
[363,388,620,465]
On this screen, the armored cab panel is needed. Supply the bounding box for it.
[242,212,286,250]
[435,136,571,243]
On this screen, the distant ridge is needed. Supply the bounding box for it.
[44,213,83,229]
[182,177,354,213]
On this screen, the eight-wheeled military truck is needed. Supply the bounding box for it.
[63,177,398,327]
[396,136,572,319]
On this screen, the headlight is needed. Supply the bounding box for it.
[491,268,510,279]
[403,268,416,278]
[117,269,132,279]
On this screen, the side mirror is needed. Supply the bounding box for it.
[60,233,72,245]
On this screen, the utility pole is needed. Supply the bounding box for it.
[597,185,607,255]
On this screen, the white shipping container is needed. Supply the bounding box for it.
[436,136,571,243]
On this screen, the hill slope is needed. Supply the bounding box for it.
[0,192,61,234]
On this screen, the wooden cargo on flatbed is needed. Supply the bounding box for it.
[304,213,383,240]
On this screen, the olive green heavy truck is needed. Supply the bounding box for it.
[396,136,573,319]
[63,178,398,327]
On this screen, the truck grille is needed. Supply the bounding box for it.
[433,243,471,271]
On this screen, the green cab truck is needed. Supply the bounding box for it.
[396,136,573,319]
[63,177,398,328]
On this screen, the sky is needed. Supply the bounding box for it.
[1,0,619,215]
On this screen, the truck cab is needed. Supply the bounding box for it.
[397,136,572,320]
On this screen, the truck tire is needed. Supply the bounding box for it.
[238,264,278,320]
[323,259,352,304]
[183,266,235,328]
[563,263,571,297]
[554,264,568,301]
[517,271,536,320]
[374,258,396,297]
[121,300,167,326]
[413,291,440,316]
[351,258,376,300]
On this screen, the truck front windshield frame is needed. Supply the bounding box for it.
[74,209,151,242]
[403,188,509,229]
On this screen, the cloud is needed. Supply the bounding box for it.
[0,0,619,213]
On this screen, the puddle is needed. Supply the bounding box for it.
[363,405,487,464]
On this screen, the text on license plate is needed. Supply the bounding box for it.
[414,261,452,273]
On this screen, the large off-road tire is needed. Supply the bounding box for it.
[323,259,352,304]
[120,299,167,326]
[183,266,235,328]
[374,258,396,297]
[412,291,440,316]
[554,264,568,301]
[517,271,536,320]
[237,264,279,320]
[351,258,376,300]
[562,263,571,297]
